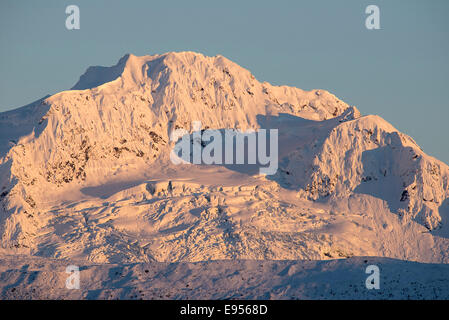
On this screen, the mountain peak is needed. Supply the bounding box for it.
[71,51,249,91]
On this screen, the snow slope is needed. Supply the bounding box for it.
[1,255,448,300]
[0,51,449,271]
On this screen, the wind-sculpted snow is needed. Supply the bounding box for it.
[0,51,448,269]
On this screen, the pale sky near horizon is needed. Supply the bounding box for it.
[0,0,448,164]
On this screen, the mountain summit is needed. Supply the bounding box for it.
[0,52,448,263]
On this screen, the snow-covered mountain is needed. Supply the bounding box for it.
[0,51,448,265]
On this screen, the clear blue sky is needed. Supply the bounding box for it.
[1,0,448,164]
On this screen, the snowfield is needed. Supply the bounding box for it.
[0,51,448,299]
[1,255,448,300]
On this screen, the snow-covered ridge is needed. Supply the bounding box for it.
[0,52,448,264]
[1,255,449,299]
[283,115,449,230]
